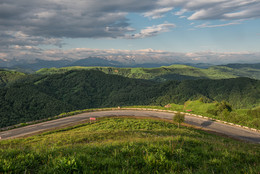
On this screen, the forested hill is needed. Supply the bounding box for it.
[0,69,25,87]
[0,69,260,128]
[37,64,260,81]
[222,63,260,69]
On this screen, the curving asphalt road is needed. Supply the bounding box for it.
[0,109,260,143]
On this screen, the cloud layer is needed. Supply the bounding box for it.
[1,0,260,42]
[0,0,260,63]
[159,0,260,20]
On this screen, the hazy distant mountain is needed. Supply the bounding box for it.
[221,63,260,69]
[1,56,259,72]
[67,57,123,67]
[0,60,6,68]
[10,59,72,71]
[185,63,213,69]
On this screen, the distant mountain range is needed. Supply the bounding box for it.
[1,57,260,79]
[0,57,214,72]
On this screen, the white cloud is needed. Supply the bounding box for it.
[125,23,176,39]
[174,9,187,16]
[195,22,241,28]
[179,16,187,19]
[0,0,260,59]
[143,7,173,19]
[159,0,260,20]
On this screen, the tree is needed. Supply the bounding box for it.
[173,112,185,128]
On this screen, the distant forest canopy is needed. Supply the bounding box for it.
[36,63,260,81]
[2,62,260,81]
[0,69,259,128]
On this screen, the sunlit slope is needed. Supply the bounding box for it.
[0,117,259,173]
[0,69,25,87]
[36,64,260,81]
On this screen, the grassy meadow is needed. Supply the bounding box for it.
[1,117,259,173]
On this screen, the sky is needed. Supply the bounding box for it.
[0,0,260,64]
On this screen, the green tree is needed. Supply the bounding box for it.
[173,112,185,128]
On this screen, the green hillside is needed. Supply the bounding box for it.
[36,64,260,81]
[0,117,259,173]
[0,69,25,87]
[0,69,259,128]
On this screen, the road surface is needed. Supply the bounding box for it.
[0,109,260,143]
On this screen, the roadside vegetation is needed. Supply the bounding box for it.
[0,117,259,173]
[173,112,185,128]
[129,99,260,129]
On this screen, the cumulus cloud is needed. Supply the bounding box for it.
[125,23,176,39]
[0,0,156,40]
[0,31,63,48]
[1,0,259,40]
[1,0,260,46]
[0,0,260,61]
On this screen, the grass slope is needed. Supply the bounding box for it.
[0,117,259,173]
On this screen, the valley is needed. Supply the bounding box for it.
[2,1,260,172]
[0,65,260,129]
[0,64,259,173]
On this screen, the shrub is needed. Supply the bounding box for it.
[216,101,232,113]
[173,112,185,128]
[247,108,260,118]
[199,97,212,103]
[206,109,218,116]
[207,101,232,117]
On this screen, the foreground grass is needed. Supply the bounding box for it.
[1,117,259,173]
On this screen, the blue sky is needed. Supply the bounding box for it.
[63,10,260,52]
[0,0,260,64]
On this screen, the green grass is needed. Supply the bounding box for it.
[183,100,217,116]
[183,100,260,129]
[125,100,260,129]
[0,117,259,173]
